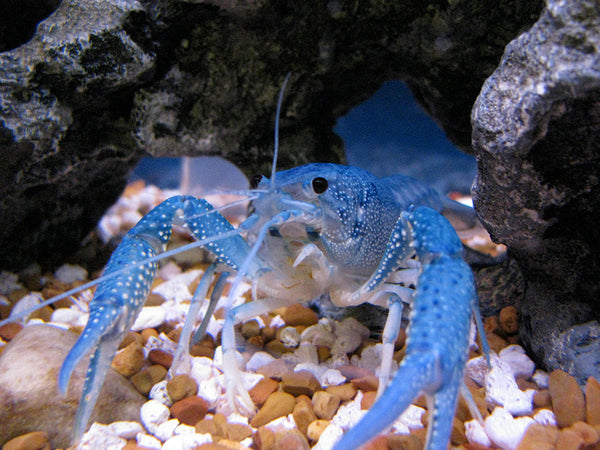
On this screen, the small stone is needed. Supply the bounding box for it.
[515,423,558,450]
[111,341,145,377]
[292,400,318,435]
[450,416,467,445]
[338,365,374,380]
[119,331,144,349]
[306,419,330,443]
[249,377,280,407]
[170,396,208,426]
[359,435,389,450]
[240,320,261,338]
[567,421,599,445]
[167,374,198,402]
[499,306,519,335]
[255,358,295,379]
[131,365,168,395]
[148,348,174,368]
[0,322,23,341]
[141,328,159,343]
[264,339,292,357]
[213,413,253,441]
[487,332,510,353]
[254,426,276,450]
[387,433,423,450]
[556,429,584,450]
[351,375,379,392]
[548,369,585,428]
[317,346,331,362]
[2,431,50,450]
[250,392,296,427]
[312,391,341,420]
[326,383,357,401]
[586,376,600,425]
[282,304,319,327]
[533,389,552,408]
[140,399,171,434]
[361,391,377,410]
[281,370,322,397]
[277,431,310,449]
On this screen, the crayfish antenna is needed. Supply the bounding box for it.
[269,72,292,190]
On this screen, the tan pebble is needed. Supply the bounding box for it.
[241,320,261,338]
[261,326,277,342]
[516,377,538,391]
[249,377,280,406]
[499,306,519,334]
[352,375,379,392]
[387,433,423,450]
[167,327,182,343]
[315,345,330,362]
[130,365,167,395]
[250,391,296,427]
[111,341,145,377]
[264,339,291,357]
[195,416,218,435]
[339,365,375,379]
[296,394,312,405]
[486,332,510,353]
[167,374,198,401]
[556,428,585,450]
[8,287,30,303]
[306,419,330,442]
[208,439,248,449]
[450,416,467,445]
[413,394,428,409]
[293,400,318,435]
[567,421,599,445]
[276,431,310,449]
[255,425,276,449]
[119,331,143,349]
[196,443,238,450]
[255,359,295,379]
[281,370,322,397]
[213,413,253,441]
[410,427,427,447]
[0,322,23,341]
[140,328,159,343]
[144,292,166,306]
[359,435,389,450]
[361,391,377,410]
[483,315,501,335]
[29,305,53,322]
[2,431,50,450]
[533,389,552,408]
[170,396,208,425]
[190,342,216,358]
[282,304,319,327]
[549,369,586,427]
[247,334,265,349]
[586,376,600,425]
[312,391,341,420]
[148,348,173,368]
[326,383,357,401]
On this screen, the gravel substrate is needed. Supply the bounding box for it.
[1,182,599,450]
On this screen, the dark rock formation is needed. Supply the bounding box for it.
[0,325,145,448]
[0,0,542,269]
[471,0,600,383]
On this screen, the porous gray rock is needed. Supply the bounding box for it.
[0,0,542,269]
[0,324,145,448]
[471,0,600,382]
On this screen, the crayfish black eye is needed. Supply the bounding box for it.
[312,177,328,194]
[250,174,263,189]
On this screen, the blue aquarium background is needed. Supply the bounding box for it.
[131,80,476,195]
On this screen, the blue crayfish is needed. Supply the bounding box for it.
[2,76,489,449]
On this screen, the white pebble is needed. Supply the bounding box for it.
[77,423,126,450]
[141,399,171,434]
[55,264,88,284]
[532,369,550,389]
[534,409,557,426]
[279,326,301,347]
[313,423,344,450]
[397,405,426,430]
[162,433,212,450]
[301,323,336,347]
[246,351,276,371]
[50,308,87,327]
[465,354,489,386]
[499,345,536,379]
[465,419,492,447]
[197,377,222,409]
[332,317,370,354]
[149,380,173,406]
[319,368,347,387]
[157,261,183,280]
[108,421,144,440]
[484,407,534,450]
[9,293,42,322]
[485,363,535,416]
[174,424,196,435]
[269,314,286,328]
[152,270,202,303]
[154,418,180,442]
[0,271,23,293]
[332,391,366,429]
[136,432,162,449]
[131,306,166,331]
